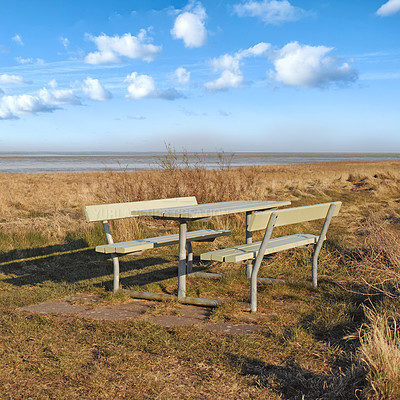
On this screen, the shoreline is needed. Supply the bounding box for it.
[1,157,400,175]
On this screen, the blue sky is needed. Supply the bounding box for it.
[0,0,399,152]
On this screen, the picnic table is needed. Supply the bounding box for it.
[134,200,291,303]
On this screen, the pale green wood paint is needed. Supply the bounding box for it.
[84,196,198,222]
[200,234,318,262]
[134,200,291,219]
[96,229,231,254]
[247,201,342,231]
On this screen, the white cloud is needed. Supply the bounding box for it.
[38,87,81,105]
[171,2,207,48]
[234,0,307,24]
[205,70,244,91]
[269,41,358,88]
[125,72,157,99]
[125,72,185,100]
[85,30,161,64]
[0,94,56,120]
[128,114,146,120]
[12,34,24,46]
[376,0,400,16]
[0,83,84,120]
[205,42,270,91]
[61,36,70,48]
[174,67,191,84]
[15,57,33,64]
[0,74,32,85]
[82,77,112,101]
[15,57,45,65]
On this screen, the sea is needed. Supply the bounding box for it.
[0,152,399,174]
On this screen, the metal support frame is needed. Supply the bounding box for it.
[245,211,253,278]
[186,241,193,274]
[178,222,187,299]
[250,213,278,312]
[102,221,120,294]
[311,203,337,288]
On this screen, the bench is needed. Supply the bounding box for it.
[200,201,341,312]
[84,197,231,293]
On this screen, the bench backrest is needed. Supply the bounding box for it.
[247,202,342,232]
[84,196,198,222]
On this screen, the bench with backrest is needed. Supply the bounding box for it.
[84,196,231,293]
[201,202,341,312]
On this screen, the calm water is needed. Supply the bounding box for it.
[0,152,399,174]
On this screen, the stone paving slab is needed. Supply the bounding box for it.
[18,294,264,335]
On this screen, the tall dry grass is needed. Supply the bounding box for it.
[0,160,399,250]
[350,213,400,298]
[359,305,400,399]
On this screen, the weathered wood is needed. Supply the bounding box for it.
[134,200,291,219]
[84,196,198,222]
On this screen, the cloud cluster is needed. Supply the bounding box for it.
[0,77,113,119]
[171,2,207,48]
[205,42,270,91]
[0,94,55,119]
[125,72,184,100]
[376,0,400,16]
[0,82,83,120]
[85,30,161,64]
[234,0,307,24]
[269,42,358,88]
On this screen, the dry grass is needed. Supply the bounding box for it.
[349,213,400,298]
[359,305,400,399]
[1,159,400,398]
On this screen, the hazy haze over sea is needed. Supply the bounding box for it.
[0,153,399,174]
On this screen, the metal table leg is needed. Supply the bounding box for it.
[178,221,187,299]
[245,211,253,278]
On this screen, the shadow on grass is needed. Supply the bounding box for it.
[0,239,89,263]
[227,353,365,400]
[223,280,372,399]
[1,248,176,291]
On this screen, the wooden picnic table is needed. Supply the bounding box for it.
[134,200,291,301]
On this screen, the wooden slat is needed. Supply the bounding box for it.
[84,196,198,222]
[248,202,341,231]
[96,229,231,254]
[96,240,154,254]
[200,234,318,263]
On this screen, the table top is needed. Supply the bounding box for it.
[133,200,291,219]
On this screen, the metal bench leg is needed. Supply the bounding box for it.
[186,241,193,274]
[102,220,121,293]
[112,255,120,293]
[250,213,278,312]
[312,203,337,288]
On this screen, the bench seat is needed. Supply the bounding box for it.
[96,229,231,255]
[200,234,318,263]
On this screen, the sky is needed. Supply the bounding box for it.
[0,0,399,153]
